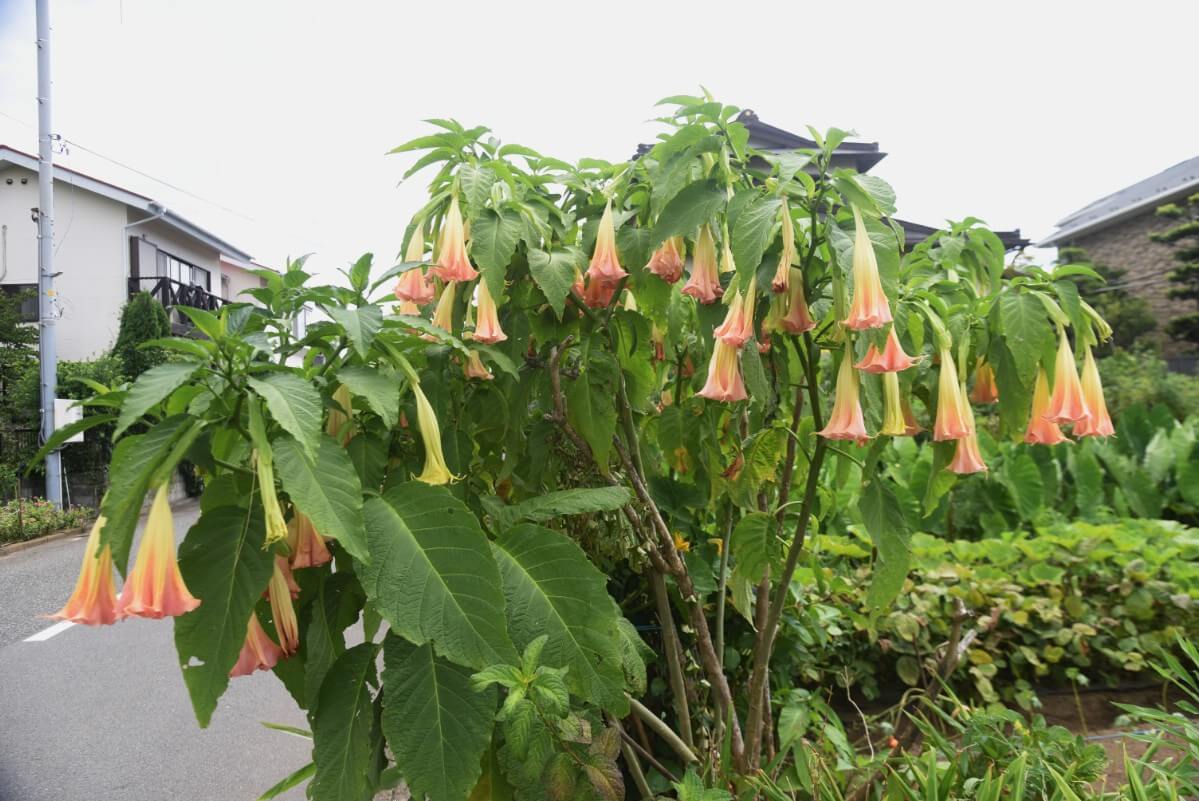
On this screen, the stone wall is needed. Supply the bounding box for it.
[1065,192,1195,358]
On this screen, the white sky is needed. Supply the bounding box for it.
[0,0,1196,281]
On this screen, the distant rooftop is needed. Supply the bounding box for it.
[1040,155,1199,247]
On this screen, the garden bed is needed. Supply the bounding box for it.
[0,498,94,549]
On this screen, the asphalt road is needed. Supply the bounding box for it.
[0,501,312,801]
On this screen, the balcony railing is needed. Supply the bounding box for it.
[128,276,227,312]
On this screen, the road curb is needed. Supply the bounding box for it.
[0,524,91,558]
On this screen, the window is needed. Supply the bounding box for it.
[1,284,38,322]
[155,251,211,291]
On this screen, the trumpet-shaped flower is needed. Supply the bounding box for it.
[229,615,284,678]
[581,274,618,308]
[901,395,924,436]
[682,225,722,304]
[879,373,909,437]
[646,236,685,283]
[969,361,999,404]
[412,382,456,484]
[1044,330,1090,424]
[116,484,201,620]
[255,450,289,546]
[933,349,972,441]
[771,201,796,293]
[50,515,119,626]
[431,281,457,332]
[697,340,748,403]
[713,287,757,349]
[587,201,626,284]
[819,345,871,444]
[843,206,892,330]
[1075,347,1115,437]
[463,350,494,381]
[780,268,816,334]
[651,324,666,362]
[397,300,420,315]
[471,280,507,344]
[394,267,435,305]
[855,327,919,373]
[1024,368,1068,445]
[326,383,354,445]
[430,196,478,282]
[268,557,300,654]
[287,512,331,570]
[948,429,988,474]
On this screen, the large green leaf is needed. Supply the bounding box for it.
[335,366,401,430]
[1179,443,1199,507]
[490,487,632,528]
[999,292,1052,384]
[175,505,275,727]
[360,482,515,669]
[1070,442,1105,519]
[468,746,513,801]
[304,572,360,711]
[346,435,388,491]
[650,179,725,249]
[860,478,911,614]
[327,305,384,360]
[490,523,628,713]
[730,512,777,584]
[459,163,497,214]
[731,194,781,285]
[527,248,579,319]
[115,361,201,437]
[381,635,497,801]
[311,643,378,801]
[471,208,523,299]
[1003,451,1045,521]
[274,435,369,564]
[566,353,618,472]
[247,373,323,460]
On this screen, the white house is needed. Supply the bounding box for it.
[0,145,264,361]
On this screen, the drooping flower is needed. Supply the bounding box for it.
[412,381,455,484]
[431,281,457,332]
[471,280,507,344]
[327,383,354,445]
[397,300,420,315]
[646,236,685,283]
[1075,347,1115,437]
[394,268,435,305]
[901,395,924,436]
[682,225,722,304]
[933,349,972,441]
[771,201,795,293]
[587,200,627,285]
[581,274,619,308]
[463,350,494,381]
[855,326,919,373]
[819,344,871,444]
[1044,329,1090,424]
[229,615,284,678]
[287,512,331,570]
[50,515,119,626]
[713,286,757,349]
[948,429,988,474]
[268,557,300,654]
[697,340,748,403]
[430,195,478,283]
[879,373,908,437]
[254,449,289,546]
[1024,367,1068,445]
[843,206,892,330]
[970,360,999,404]
[116,484,201,620]
[780,268,816,334]
[651,323,666,362]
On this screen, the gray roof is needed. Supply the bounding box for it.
[1040,155,1199,247]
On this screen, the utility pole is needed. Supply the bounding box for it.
[36,0,63,508]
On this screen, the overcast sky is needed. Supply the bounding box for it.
[0,0,1195,281]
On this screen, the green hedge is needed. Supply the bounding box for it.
[0,499,94,545]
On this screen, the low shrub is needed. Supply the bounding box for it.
[0,498,94,544]
[1098,350,1199,421]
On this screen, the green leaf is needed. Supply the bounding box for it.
[739,345,771,408]
[566,355,618,472]
[490,487,632,528]
[491,523,629,713]
[459,163,497,214]
[1178,444,1199,507]
[247,373,323,460]
[468,746,513,801]
[347,435,388,491]
[257,762,316,801]
[528,248,579,319]
[731,194,781,285]
[381,635,497,801]
[115,361,201,437]
[274,435,369,564]
[304,573,359,711]
[999,291,1052,384]
[175,505,275,727]
[311,643,378,801]
[471,208,523,299]
[360,482,515,669]
[1070,442,1105,518]
[860,478,910,613]
[730,512,776,583]
[27,412,116,467]
[1003,452,1045,520]
[327,305,384,360]
[651,180,725,249]
[614,617,650,696]
[336,366,401,430]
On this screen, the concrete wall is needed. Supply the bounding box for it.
[221,261,265,303]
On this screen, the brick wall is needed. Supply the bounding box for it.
[1066,192,1195,358]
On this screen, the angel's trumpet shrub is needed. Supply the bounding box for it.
[948,429,988,474]
[1024,368,1068,445]
[229,615,284,678]
[463,350,494,381]
[254,450,288,546]
[430,196,478,283]
[697,340,748,403]
[116,484,200,620]
[970,360,999,404]
[771,201,795,293]
[879,372,909,437]
[431,281,456,333]
[268,557,300,654]
[1075,347,1115,437]
[327,383,353,446]
[471,280,507,344]
[50,515,119,626]
[682,225,722,304]
[581,274,618,309]
[412,382,455,485]
[933,349,972,441]
[855,327,919,373]
[287,512,331,570]
[647,236,685,283]
[780,268,816,334]
[587,201,626,285]
[1044,330,1090,424]
[713,287,757,349]
[844,206,892,330]
[819,345,871,445]
[394,267,435,305]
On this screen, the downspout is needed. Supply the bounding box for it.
[123,202,167,291]
[1,224,7,281]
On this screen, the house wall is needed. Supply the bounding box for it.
[1063,193,1194,359]
[221,263,265,302]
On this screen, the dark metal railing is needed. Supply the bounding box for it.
[128,276,228,312]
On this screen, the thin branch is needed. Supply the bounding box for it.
[651,571,694,750]
[618,728,680,785]
[609,716,654,800]
[627,696,699,764]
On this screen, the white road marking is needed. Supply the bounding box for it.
[24,620,75,642]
